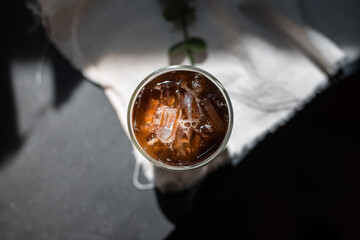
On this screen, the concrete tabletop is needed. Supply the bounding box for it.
[1,1,359,240]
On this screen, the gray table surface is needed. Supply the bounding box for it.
[1,1,173,239]
[1,1,360,240]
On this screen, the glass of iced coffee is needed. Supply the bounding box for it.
[127,65,233,171]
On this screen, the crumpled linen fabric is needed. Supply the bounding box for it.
[37,0,358,190]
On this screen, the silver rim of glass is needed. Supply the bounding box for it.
[127,65,233,171]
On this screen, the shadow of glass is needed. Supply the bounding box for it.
[154,149,232,224]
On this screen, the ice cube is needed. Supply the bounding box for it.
[199,123,213,136]
[144,99,160,124]
[147,133,158,145]
[180,80,191,92]
[156,106,181,144]
[165,94,176,106]
[184,92,193,120]
[183,91,205,122]
[191,133,202,156]
[174,139,191,161]
[203,99,224,132]
[191,74,205,97]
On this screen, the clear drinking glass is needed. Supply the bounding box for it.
[127,65,233,171]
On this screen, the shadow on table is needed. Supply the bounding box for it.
[155,150,232,224]
[0,0,84,166]
[51,46,84,109]
[0,0,23,164]
[164,67,360,239]
[0,46,23,165]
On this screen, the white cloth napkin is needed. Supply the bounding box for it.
[37,0,358,191]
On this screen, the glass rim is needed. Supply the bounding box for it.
[127,65,233,171]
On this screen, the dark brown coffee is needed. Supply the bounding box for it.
[132,70,229,166]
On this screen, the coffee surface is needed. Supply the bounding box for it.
[132,70,229,166]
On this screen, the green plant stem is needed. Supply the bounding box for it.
[181,16,195,66]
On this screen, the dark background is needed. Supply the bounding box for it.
[1,1,359,240]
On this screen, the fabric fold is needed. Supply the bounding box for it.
[36,0,357,190]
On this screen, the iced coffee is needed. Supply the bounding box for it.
[128,66,232,170]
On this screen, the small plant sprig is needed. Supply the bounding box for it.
[163,0,207,65]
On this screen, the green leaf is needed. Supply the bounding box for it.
[169,40,187,56]
[186,37,207,52]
